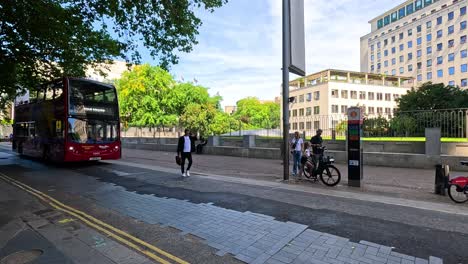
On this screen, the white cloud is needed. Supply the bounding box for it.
[170,0,402,107]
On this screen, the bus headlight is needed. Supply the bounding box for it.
[69,146,74,151]
[114,146,119,150]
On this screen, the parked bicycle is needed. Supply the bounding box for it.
[302,147,341,186]
[448,161,468,203]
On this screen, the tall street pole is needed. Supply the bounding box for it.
[282,0,290,181]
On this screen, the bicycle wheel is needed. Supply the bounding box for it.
[320,165,341,187]
[448,184,468,203]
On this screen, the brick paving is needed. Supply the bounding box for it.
[84,183,443,264]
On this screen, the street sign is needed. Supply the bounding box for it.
[289,0,306,76]
[347,107,363,187]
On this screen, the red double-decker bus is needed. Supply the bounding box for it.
[13,78,121,162]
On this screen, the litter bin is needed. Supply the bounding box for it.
[435,164,449,195]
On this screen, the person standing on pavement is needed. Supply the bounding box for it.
[310,129,323,170]
[177,129,197,177]
[290,131,304,177]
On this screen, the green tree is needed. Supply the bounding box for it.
[397,82,468,111]
[1,0,227,109]
[180,103,218,136]
[234,97,280,129]
[116,64,177,129]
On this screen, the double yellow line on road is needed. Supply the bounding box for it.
[0,172,189,264]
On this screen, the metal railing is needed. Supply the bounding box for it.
[219,109,468,139]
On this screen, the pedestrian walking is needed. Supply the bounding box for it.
[290,131,304,177]
[177,129,197,177]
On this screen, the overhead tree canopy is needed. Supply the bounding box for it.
[397,82,468,111]
[0,0,227,109]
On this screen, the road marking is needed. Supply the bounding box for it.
[0,172,189,264]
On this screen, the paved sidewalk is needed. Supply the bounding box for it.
[122,148,455,202]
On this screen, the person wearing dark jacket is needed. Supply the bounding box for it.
[177,129,197,177]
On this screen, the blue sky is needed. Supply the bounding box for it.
[141,0,400,107]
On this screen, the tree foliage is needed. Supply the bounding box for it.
[397,82,468,111]
[233,97,280,129]
[0,0,227,110]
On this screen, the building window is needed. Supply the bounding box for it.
[437,69,443,77]
[462,49,468,58]
[461,35,467,44]
[299,108,305,116]
[408,64,413,72]
[313,106,320,115]
[427,72,432,80]
[391,47,396,54]
[391,69,396,75]
[392,58,396,65]
[299,122,305,130]
[377,93,383,101]
[313,121,320,130]
[306,93,312,101]
[399,67,404,74]
[306,121,312,129]
[293,123,298,130]
[314,91,320,100]
[368,92,375,100]
[341,105,348,114]
[437,43,443,51]
[427,59,432,67]
[384,50,388,56]
[417,37,422,45]
[385,93,391,101]
[391,11,398,22]
[341,90,348,99]
[462,79,468,87]
[368,107,375,114]
[462,21,467,30]
[385,108,391,114]
[359,91,366,100]
[448,39,454,48]
[448,25,454,35]
[417,25,422,33]
[407,3,414,15]
[408,28,413,36]
[437,16,442,25]
[306,107,312,116]
[331,105,339,114]
[408,52,413,60]
[449,67,455,75]
[408,41,412,48]
[427,46,432,55]
[350,91,357,99]
[370,65,375,72]
[377,52,381,59]
[448,11,454,21]
[331,89,338,98]
[371,44,375,51]
[449,81,455,86]
[462,64,468,73]
[437,56,443,64]
[399,55,404,63]
[417,74,422,81]
[384,60,389,67]
[399,32,404,40]
[371,55,375,62]
[417,49,422,58]
[462,6,467,16]
[377,42,381,49]
[437,29,443,38]
[399,44,404,51]
[292,110,297,117]
[391,36,396,43]
[384,39,388,46]
[377,107,383,115]
[426,21,432,29]
[426,33,432,42]
[449,53,455,61]
[417,62,422,70]
[299,95,304,102]
[399,8,406,19]
[377,63,381,70]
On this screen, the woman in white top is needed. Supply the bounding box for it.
[290,131,304,177]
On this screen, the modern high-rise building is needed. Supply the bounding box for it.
[360,0,467,88]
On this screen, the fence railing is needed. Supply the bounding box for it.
[219,109,468,139]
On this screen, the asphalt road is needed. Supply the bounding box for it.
[1,147,467,263]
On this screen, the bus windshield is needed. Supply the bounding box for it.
[69,79,118,118]
[68,118,118,144]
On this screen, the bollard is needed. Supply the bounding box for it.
[434,164,449,195]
